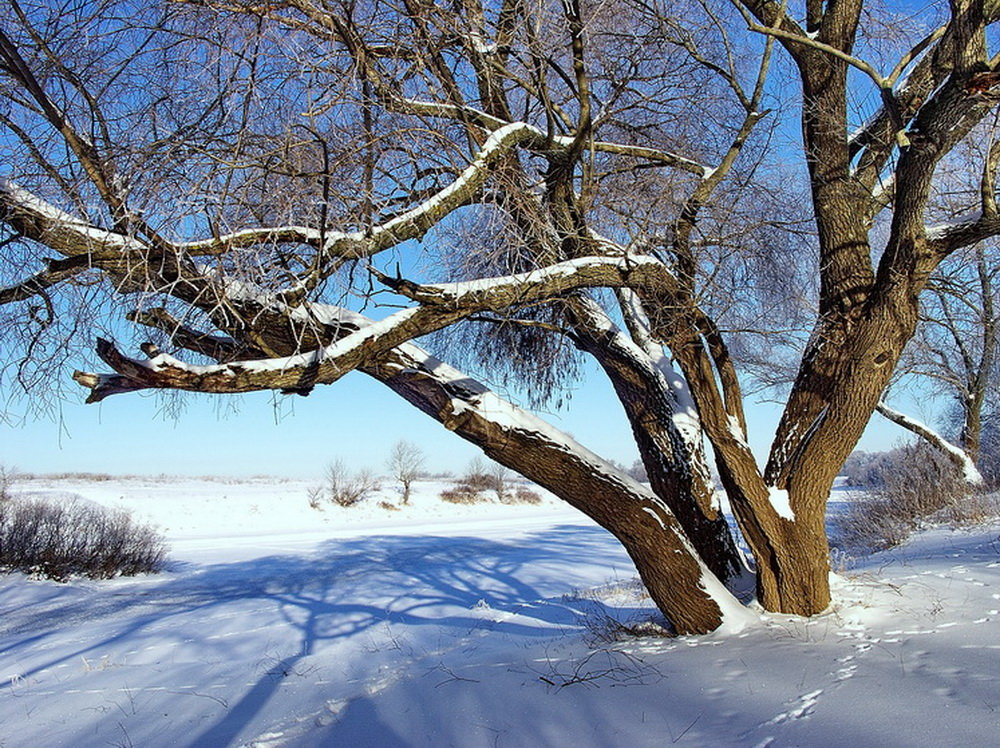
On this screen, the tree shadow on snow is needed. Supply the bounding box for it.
[0,524,646,746]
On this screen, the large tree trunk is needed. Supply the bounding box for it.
[367,343,751,635]
[757,296,921,614]
[568,308,744,584]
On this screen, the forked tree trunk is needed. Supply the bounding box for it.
[580,335,744,584]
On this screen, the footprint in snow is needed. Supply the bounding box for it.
[742,689,824,736]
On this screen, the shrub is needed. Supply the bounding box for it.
[0,498,167,581]
[310,460,381,508]
[440,458,501,504]
[441,458,545,505]
[501,486,543,505]
[832,443,977,553]
[439,486,486,504]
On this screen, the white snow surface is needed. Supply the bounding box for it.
[767,486,796,521]
[1,476,997,747]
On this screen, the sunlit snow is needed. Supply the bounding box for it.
[0,476,996,747]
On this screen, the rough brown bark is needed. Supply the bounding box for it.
[567,307,744,584]
[369,345,732,635]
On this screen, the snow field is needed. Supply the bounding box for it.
[0,477,996,747]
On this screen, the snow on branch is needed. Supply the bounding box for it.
[73,253,682,401]
[175,226,326,256]
[876,401,983,484]
[185,121,629,269]
[924,210,1000,256]
[0,178,145,257]
[170,123,542,265]
[371,253,681,306]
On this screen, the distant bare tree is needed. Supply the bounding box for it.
[313,460,381,508]
[387,440,425,505]
[483,459,512,503]
[881,240,999,480]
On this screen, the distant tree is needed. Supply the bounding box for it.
[841,451,891,488]
[387,440,425,505]
[0,465,18,502]
[312,460,381,508]
[627,460,649,484]
[879,240,998,482]
[482,459,513,502]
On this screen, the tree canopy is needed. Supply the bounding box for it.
[2,0,999,634]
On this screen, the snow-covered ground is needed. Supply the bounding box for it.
[1,476,997,747]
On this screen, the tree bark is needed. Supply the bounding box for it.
[366,343,745,635]
[567,304,744,584]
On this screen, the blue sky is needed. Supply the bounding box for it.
[0,0,946,479]
[1,356,918,479]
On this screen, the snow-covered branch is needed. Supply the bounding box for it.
[924,210,1000,256]
[175,226,326,256]
[371,253,681,306]
[876,401,983,484]
[73,253,686,401]
[0,178,145,258]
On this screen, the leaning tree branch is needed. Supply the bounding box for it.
[73,253,685,401]
[126,307,266,363]
[747,18,911,146]
[925,211,1000,258]
[876,401,983,484]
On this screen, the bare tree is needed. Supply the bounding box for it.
[3,0,1000,634]
[879,239,998,481]
[482,459,513,503]
[387,440,425,504]
[312,459,381,508]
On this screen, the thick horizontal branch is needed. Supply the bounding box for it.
[925,211,1000,256]
[0,178,144,258]
[371,253,680,307]
[74,254,683,401]
[126,307,264,363]
[175,226,326,256]
[0,178,224,306]
[0,254,93,305]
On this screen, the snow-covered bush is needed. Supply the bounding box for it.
[0,498,167,580]
[833,443,975,553]
[310,460,381,508]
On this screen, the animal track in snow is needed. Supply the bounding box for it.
[743,688,824,737]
